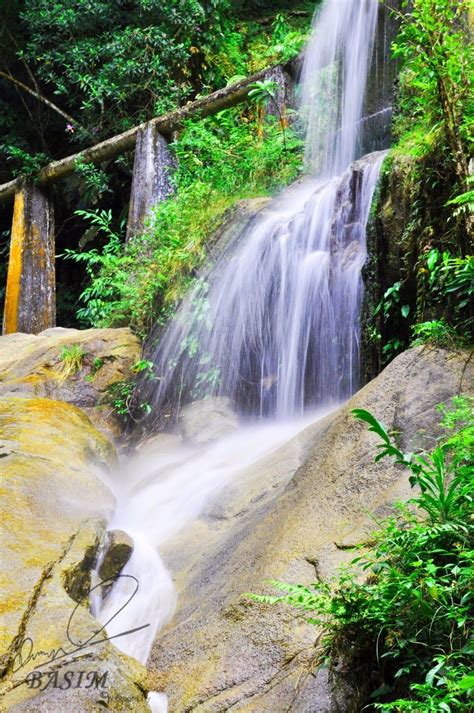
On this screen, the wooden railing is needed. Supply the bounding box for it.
[0,65,293,335]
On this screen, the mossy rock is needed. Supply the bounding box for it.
[0,327,141,441]
[0,397,151,711]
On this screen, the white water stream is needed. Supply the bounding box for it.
[92,1,391,709]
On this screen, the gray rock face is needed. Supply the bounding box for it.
[179,396,239,446]
[99,529,134,582]
[126,123,175,241]
[147,347,473,712]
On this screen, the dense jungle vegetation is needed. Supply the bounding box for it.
[1,0,472,353]
[0,0,314,325]
[1,1,472,710]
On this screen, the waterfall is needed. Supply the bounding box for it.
[300,0,379,175]
[144,0,384,421]
[94,0,392,695]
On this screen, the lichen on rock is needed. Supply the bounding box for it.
[0,327,141,441]
[0,396,151,712]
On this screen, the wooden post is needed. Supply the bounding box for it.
[263,65,294,123]
[3,183,55,334]
[126,123,174,241]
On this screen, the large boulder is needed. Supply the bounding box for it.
[146,347,473,711]
[0,327,141,440]
[179,397,239,446]
[0,397,151,711]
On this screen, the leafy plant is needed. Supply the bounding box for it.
[415,249,474,344]
[249,400,474,710]
[374,282,411,363]
[446,176,474,219]
[249,78,288,147]
[63,209,133,328]
[0,144,49,177]
[411,319,462,348]
[74,157,111,204]
[375,282,411,321]
[105,359,155,422]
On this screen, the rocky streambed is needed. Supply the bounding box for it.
[0,328,471,712]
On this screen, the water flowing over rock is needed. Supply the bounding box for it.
[179,396,239,446]
[96,0,397,691]
[300,0,379,176]
[145,347,473,712]
[0,397,152,711]
[145,152,385,422]
[86,1,432,710]
[143,0,390,424]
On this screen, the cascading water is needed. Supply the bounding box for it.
[143,0,383,421]
[145,154,384,420]
[93,1,393,707]
[300,0,379,175]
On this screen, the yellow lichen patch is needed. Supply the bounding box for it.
[0,397,116,656]
[3,189,25,334]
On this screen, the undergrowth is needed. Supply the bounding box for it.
[65,110,303,336]
[250,397,474,711]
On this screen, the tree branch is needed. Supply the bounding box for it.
[0,70,81,128]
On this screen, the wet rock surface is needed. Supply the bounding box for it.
[98,529,135,602]
[179,396,239,447]
[0,397,151,712]
[147,347,473,712]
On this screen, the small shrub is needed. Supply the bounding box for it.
[104,359,155,422]
[411,319,462,348]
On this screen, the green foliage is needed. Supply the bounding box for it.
[172,109,302,193]
[105,359,154,421]
[374,282,410,321]
[248,79,280,104]
[414,249,474,345]
[250,400,474,710]
[446,176,474,219]
[66,108,303,335]
[74,157,111,204]
[392,0,472,190]
[411,319,462,349]
[423,250,474,311]
[374,244,473,362]
[372,281,411,364]
[15,0,233,139]
[57,343,85,380]
[207,9,310,82]
[62,209,133,328]
[0,145,49,177]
